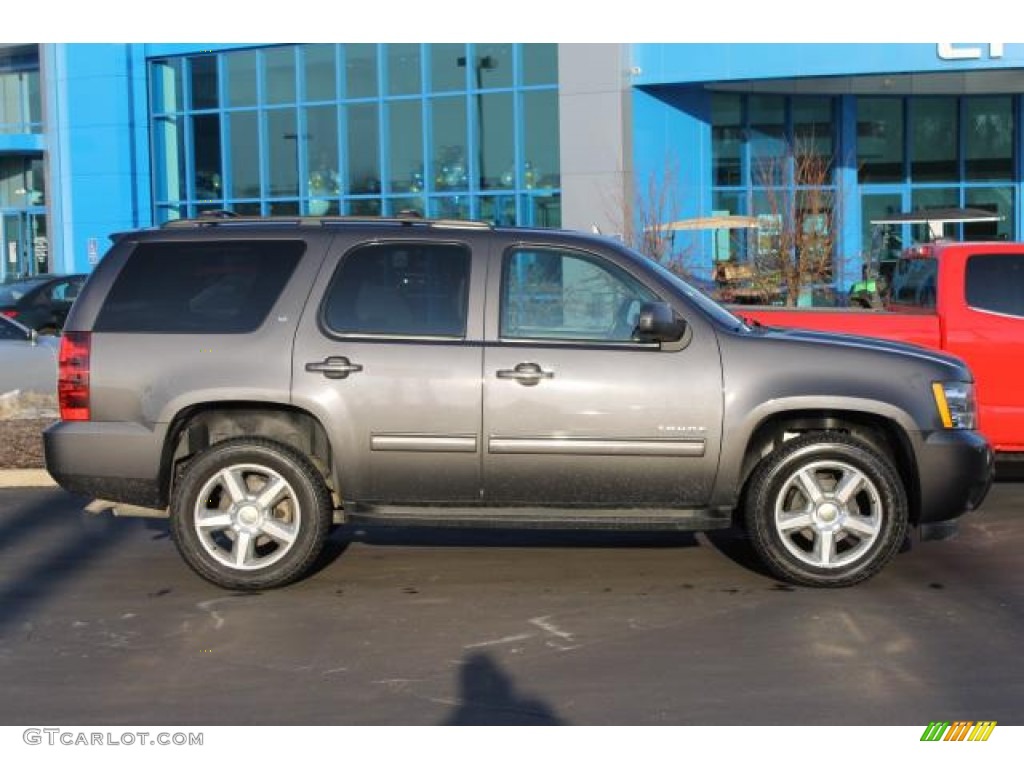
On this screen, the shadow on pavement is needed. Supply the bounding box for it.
[0,492,136,634]
[442,651,564,725]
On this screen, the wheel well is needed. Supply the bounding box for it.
[159,403,333,507]
[738,410,921,524]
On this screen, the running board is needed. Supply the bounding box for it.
[345,504,732,532]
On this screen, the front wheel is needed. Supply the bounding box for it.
[170,438,333,590]
[744,432,908,588]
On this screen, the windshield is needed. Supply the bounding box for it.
[641,257,751,332]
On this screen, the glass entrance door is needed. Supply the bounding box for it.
[0,211,48,282]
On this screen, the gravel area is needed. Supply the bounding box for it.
[0,392,57,469]
[0,418,53,469]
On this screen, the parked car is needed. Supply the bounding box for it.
[737,241,1024,458]
[0,314,59,395]
[44,216,992,591]
[0,274,88,334]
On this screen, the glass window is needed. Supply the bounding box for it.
[306,106,341,203]
[523,90,559,191]
[26,69,40,128]
[347,103,380,194]
[911,97,957,182]
[189,56,219,110]
[191,114,222,200]
[429,195,470,220]
[345,44,378,99]
[388,101,423,193]
[431,44,467,92]
[480,195,516,226]
[95,241,305,334]
[523,44,558,86]
[966,254,1024,317]
[965,187,1014,241]
[150,60,183,113]
[264,47,296,105]
[304,44,336,102]
[267,109,298,197]
[889,257,938,309]
[858,98,903,182]
[861,193,904,264]
[501,248,656,341]
[387,44,421,96]
[323,242,471,337]
[911,187,959,241]
[529,194,561,228]
[793,97,833,162]
[228,111,260,199]
[480,93,514,190]
[965,96,1014,181]
[431,96,468,192]
[472,45,512,89]
[226,50,257,108]
[153,116,185,202]
[712,94,743,186]
[750,96,786,186]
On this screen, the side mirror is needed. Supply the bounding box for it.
[634,301,687,343]
[28,328,39,346]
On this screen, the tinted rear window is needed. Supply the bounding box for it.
[95,240,304,333]
[966,254,1024,318]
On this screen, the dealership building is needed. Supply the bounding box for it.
[2,42,1023,287]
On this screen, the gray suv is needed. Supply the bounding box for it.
[44,216,993,590]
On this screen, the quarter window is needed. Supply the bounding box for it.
[966,254,1024,318]
[501,248,657,342]
[94,240,304,333]
[322,242,471,337]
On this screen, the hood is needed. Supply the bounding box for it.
[758,326,970,378]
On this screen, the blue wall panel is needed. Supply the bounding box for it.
[633,44,1024,86]
[46,43,151,274]
[633,86,716,276]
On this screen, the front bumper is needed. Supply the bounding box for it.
[915,429,993,524]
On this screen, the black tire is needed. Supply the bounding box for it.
[170,437,333,590]
[744,432,908,588]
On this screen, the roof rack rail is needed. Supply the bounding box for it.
[162,214,493,230]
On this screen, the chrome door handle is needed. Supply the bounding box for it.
[305,356,364,379]
[496,362,554,386]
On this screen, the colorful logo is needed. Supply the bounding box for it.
[920,721,997,741]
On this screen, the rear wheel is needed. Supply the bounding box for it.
[744,432,908,587]
[170,438,332,590]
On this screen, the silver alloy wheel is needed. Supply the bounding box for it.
[193,463,302,571]
[773,459,883,569]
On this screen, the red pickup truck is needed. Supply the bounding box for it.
[736,242,1024,457]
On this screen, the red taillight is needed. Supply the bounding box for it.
[1,309,17,319]
[58,331,91,421]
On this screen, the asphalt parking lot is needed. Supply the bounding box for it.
[0,482,1021,725]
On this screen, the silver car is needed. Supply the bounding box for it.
[0,314,58,396]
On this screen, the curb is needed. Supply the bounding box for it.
[0,469,58,489]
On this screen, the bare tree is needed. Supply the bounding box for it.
[750,139,838,306]
[606,159,699,281]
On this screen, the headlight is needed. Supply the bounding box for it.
[932,381,976,429]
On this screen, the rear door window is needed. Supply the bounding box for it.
[95,240,304,333]
[966,254,1024,318]
[321,242,470,337]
